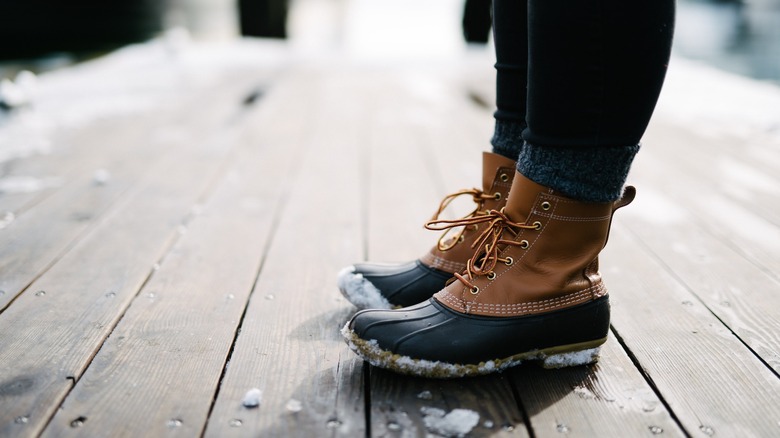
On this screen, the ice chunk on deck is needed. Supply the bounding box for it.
[421,406,480,437]
[242,388,262,408]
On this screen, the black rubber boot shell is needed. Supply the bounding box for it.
[342,296,610,378]
[337,260,453,309]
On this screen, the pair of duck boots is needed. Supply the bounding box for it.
[338,152,634,378]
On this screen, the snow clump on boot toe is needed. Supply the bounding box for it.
[337,266,392,310]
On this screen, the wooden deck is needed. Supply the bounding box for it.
[1,40,780,437]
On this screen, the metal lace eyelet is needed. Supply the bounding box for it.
[470,286,480,295]
[471,224,479,231]
[494,192,502,200]
[541,201,551,210]
[458,235,465,243]
[499,173,509,182]
[519,240,529,249]
[504,257,514,266]
[487,272,496,280]
[533,221,543,230]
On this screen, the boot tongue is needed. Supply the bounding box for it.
[482,152,517,192]
[503,171,552,224]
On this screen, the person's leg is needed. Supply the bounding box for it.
[490,0,528,161]
[343,0,675,378]
[520,0,675,202]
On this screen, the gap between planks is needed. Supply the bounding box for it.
[0,68,278,437]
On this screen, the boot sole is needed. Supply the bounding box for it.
[341,323,605,378]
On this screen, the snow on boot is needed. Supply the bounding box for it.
[342,171,635,378]
[337,152,516,309]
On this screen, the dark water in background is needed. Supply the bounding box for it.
[675,0,780,84]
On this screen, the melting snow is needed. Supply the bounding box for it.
[542,348,600,369]
[1,71,37,109]
[416,390,433,400]
[0,34,287,165]
[93,169,111,186]
[285,399,303,413]
[241,388,262,408]
[421,407,480,437]
[0,176,61,194]
[337,266,392,309]
[0,212,15,229]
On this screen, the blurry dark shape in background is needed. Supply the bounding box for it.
[0,0,166,59]
[0,0,778,84]
[239,0,288,38]
[462,0,492,44]
[0,0,290,60]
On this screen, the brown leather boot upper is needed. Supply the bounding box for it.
[420,152,516,274]
[433,171,635,317]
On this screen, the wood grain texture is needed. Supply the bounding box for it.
[619,123,780,373]
[0,85,206,218]
[0,68,263,312]
[370,370,528,438]
[203,69,367,438]
[638,122,780,281]
[650,111,780,219]
[0,141,232,438]
[2,42,780,438]
[0,68,265,437]
[363,72,446,262]
[510,336,685,438]
[602,224,780,437]
[42,84,294,437]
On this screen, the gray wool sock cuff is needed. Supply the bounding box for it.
[517,143,641,202]
[491,120,526,161]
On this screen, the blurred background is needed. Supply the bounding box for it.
[0,0,779,83]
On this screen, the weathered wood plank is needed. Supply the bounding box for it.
[371,369,528,437]
[645,121,780,229]
[0,71,267,438]
[0,69,263,312]
[618,125,780,373]
[602,223,780,437]
[509,336,685,437]
[0,151,229,437]
[203,68,366,437]
[3,41,779,438]
[637,124,780,278]
[0,103,177,217]
[364,75,443,262]
[43,81,295,437]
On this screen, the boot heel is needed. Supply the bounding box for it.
[541,347,601,369]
